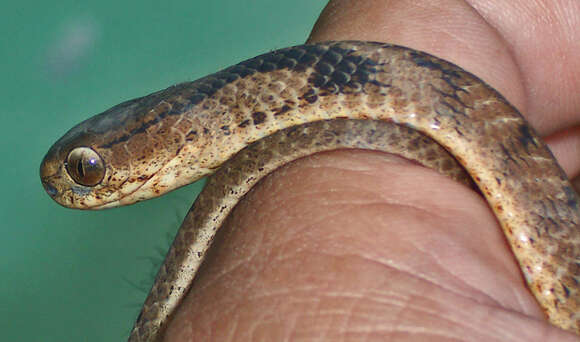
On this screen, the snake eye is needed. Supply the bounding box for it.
[66,147,105,186]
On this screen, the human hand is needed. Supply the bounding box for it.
[165,1,580,341]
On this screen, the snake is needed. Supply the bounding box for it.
[39,41,580,340]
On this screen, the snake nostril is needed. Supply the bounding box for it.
[42,181,58,197]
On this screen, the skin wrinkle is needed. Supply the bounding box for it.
[390,296,517,341]
[407,219,532,315]
[238,216,506,340]
[328,294,358,337]
[202,227,446,340]
[246,306,269,341]
[251,201,450,279]
[226,319,238,342]
[239,162,433,234]
[266,151,474,220]
[285,297,325,341]
[416,242,514,307]
[304,310,367,341]
[191,244,262,297]
[290,295,321,341]
[424,301,501,339]
[341,252,490,311]
[376,252,507,318]
[188,232,556,342]
[309,275,489,341]
[242,264,540,340]
[236,205,325,264]
[337,174,529,313]
[372,245,502,307]
[203,224,390,318]
[293,303,358,340]
[391,307,466,341]
[234,150,535,316]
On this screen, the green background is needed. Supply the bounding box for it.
[1,1,326,340]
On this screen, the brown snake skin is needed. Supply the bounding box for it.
[39,41,580,340]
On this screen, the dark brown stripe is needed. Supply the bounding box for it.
[93,42,390,149]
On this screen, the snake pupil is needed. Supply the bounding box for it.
[77,159,85,178]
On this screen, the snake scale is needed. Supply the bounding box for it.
[40,41,580,340]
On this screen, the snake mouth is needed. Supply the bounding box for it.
[42,180,59,198]
[40,154,63,200]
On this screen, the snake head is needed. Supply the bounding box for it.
[40,88,213,210]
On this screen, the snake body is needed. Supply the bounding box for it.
[40,41,580,340]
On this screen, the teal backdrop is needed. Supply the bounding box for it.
[1,1,326,340]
